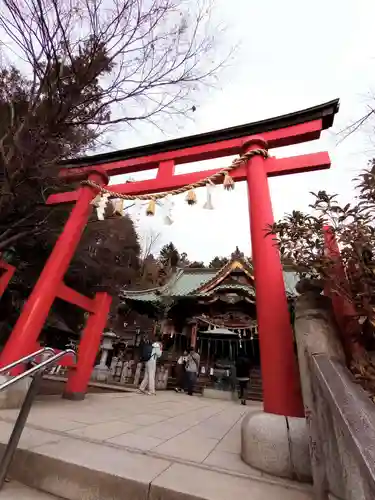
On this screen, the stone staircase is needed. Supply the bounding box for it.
[248,368,263,402]
[0,392,312,500]
[0,428,312,500]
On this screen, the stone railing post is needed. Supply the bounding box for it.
[294,280,346,500]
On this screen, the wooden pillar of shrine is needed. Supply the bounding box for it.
[190,323,197,349]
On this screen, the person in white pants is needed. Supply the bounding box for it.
[139,336,162,395]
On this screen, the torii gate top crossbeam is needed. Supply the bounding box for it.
[47,99,339,205]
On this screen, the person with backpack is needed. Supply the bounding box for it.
[185,346,200,396]
[138,335,162,395]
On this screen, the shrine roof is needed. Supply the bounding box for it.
[60,99,339,168]
[121,267,218,303]
[121,255,299,303]
[195,283,256,296]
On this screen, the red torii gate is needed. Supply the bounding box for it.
[0,99,339,417]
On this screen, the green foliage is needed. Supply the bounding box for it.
[159,242,181,269]
[70,213,141,294]
[268,161,375,321]
[188,261,206,268]
[209,256,229,268]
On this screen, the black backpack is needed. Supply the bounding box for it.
[140,343,153,362]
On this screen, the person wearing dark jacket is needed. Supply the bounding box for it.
[185,347,200,396]
[235,349,251,405]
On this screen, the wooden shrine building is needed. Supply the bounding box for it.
[120,248,299,398]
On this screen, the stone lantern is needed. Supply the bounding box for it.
[92,330,118,382]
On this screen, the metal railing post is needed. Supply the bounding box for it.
[0,372,42,489]
[0,348,75,490]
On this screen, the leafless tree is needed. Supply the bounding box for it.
[140,229,161,261]
[0,0,226,131]
[0,0,229,253]
[138,229,161,284]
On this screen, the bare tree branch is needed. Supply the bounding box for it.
[0,0,227,132]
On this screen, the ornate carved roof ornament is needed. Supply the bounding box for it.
[231,246,244,260]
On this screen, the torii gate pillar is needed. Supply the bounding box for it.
[245,138,302,416]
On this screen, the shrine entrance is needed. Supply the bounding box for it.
[0,99,339,418]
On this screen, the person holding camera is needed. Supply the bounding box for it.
[185,346,200,396]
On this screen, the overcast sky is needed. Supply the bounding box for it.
[109,0,375,263]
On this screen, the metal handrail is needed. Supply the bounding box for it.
[0,347,56,375]
[0,349,75,392]
[0,348,76,489]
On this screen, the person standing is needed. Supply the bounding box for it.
[175,350,188,393]
[235,349,251,405]
[138,335,162,395]
[185,346,200,396]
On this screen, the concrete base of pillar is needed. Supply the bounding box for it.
[241,410,311,483]
[0,375,32,409]
[62,391,85,401]
[91,364,110,382]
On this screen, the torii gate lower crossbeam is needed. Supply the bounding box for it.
[0,99,339,414]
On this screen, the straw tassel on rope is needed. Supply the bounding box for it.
[146,199,156,216]
[223,171,235,190]
[185,189,197,205]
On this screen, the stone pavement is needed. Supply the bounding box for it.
[0,391,313,499]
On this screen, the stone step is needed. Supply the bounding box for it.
[0,438,312,500]
[0,418,312,500]
[0,481,60,499]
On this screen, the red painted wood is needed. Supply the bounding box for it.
[266,151,330,177]
[64,292,112,399]
[156,160,175,179]
[190,324,197,349]
[245,138,304,417]
[323,226,360,362]
[57,283,96,312]
[58,119,323,181]
[0,170,108,368]
[11,342,76,375]
[50,349,76,367]
[0,259,16,298]
[47,152,331,205]
[33,349,76,368]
